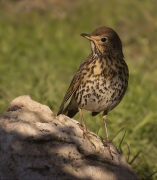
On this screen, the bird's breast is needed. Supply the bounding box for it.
[74,60,128,113]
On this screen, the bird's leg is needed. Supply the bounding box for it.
[78,107,88,138]
[78,107,96,148]
[102,115,113,159]
[103,115,109,143]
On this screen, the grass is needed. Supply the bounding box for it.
[0,0,157,179]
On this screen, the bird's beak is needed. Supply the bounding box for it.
[80,33,94,41]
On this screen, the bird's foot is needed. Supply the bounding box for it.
[78,124,96,148]
[102,139,116,160]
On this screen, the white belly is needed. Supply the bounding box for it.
[76,77,123,112]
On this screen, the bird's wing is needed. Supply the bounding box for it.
[57,59,89,115]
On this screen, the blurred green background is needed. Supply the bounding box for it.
[0,0,157,179]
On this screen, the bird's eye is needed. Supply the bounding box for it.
[101,37,107,42]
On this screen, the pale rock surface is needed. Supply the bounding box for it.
[0,95,140,180]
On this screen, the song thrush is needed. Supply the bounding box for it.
[57,26,129,157]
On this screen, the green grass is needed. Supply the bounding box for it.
[0,0,157,179]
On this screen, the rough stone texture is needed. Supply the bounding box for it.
[0,95,140,180]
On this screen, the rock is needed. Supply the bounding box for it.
[0,95,140,180]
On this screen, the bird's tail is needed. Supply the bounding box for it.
[62,106,78,118]
[57,97,78,118]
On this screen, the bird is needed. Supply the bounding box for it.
[57,26,129,157]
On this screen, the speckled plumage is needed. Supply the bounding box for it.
[57,27,129,157]
[57,27,129,118]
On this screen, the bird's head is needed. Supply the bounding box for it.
[81,26,124,58]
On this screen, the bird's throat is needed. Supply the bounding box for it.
[90,41,99,58]
[90,41,103,58]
